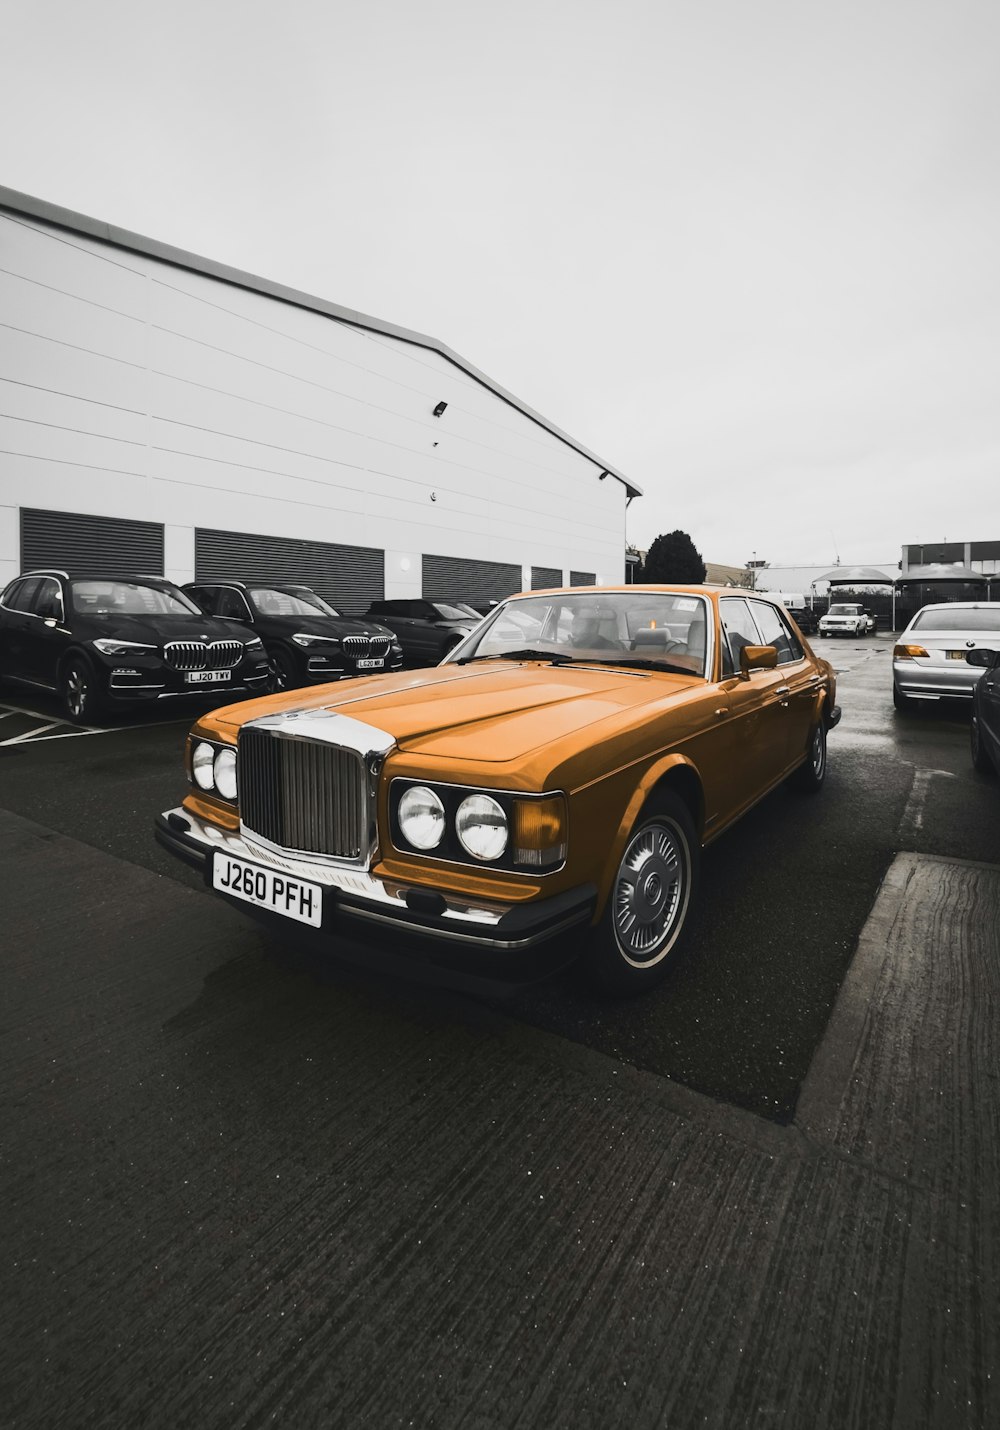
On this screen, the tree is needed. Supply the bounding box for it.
[642,530,706,584]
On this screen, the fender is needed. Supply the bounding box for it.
[595,753,704,918]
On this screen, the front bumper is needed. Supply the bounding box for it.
[154,806,596,964]
[103,657,271,702]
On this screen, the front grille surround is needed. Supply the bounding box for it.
[165,639,244,671]
[238,727,370,865]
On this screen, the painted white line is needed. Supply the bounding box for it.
[0,721,64,745]
[0,710,23,721]
[0,726,118,744]
[0,701,65,722]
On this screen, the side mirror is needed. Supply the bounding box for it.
[966,648,999,668]
[740,644,778,677]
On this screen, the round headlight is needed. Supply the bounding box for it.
[192,741,215,791]
[214,746,238,801]
[398,785,446,850]
[456,794,508,861]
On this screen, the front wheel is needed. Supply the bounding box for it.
[62,657,105,725]
[582,793,699,996]
[268,647,299,694]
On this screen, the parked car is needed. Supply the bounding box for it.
[0,570,269,722]
[185,582,403,692]
[818,603,877,637]
[893,603,1000,710]
[785,604,820,635]
[363,599,480,664]
[968,647,1000,775]
[155,585,840,995]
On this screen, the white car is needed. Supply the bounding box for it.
[893,602,1000,710]
[818,603,877,638]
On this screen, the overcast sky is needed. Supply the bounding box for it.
[3,0,997,570]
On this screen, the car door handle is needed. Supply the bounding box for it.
[775,685,790,696]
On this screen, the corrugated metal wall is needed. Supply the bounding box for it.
[20,507,164,578]
[422,554,522,607]
[194,528,384,615]
[570,569,596,586]
[531,566,562,590]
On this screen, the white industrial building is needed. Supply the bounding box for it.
[0,187,638,611]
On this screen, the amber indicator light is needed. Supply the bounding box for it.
[514,795,567,868]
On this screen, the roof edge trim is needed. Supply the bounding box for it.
[0,185,641,499]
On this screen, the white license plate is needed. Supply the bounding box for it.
[946,651,966,660]
[356,658,384,670]
[213,853,322,927]
[185,669,231,684]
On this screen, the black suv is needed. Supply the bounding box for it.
[786,605,820,635]
[0,571,269,722]
[364,599,481,664]
[185,582,403,691]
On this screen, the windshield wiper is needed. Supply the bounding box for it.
[454,648,575,666]
[576,656,699,675]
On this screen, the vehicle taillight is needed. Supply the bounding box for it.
[894,643,929,659]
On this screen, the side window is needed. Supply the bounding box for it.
[32,578,63,621]
[187,586,216,614]
[749,601,803,665]
[216,588,252,621]
[719,598,762,668]
[2,579,28,611]
[9,577,43,614]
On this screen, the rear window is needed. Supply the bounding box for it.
[911,608,1000,632]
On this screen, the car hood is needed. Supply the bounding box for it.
[74,612,255,645]
[208,660,703,765]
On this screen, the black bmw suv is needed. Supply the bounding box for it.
[363,599,481,665]
[184,582,403,691]
[0,571,269,722]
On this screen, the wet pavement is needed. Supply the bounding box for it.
[2,634,998,1426]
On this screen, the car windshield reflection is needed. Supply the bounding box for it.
[450,592,709,677]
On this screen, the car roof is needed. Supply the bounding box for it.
[911,601,1000,613]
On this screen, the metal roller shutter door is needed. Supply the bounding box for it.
[422,555,523,608]
[531,566,562,590]
[20,508,165,578]
[195,529,384,615]
[570,570,596,586]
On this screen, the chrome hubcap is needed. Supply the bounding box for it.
[613,820,687,965]
[811,726,825,777]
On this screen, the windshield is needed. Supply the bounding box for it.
[70,580,200,616]
[449,591,710,676]
[454,603,484,619]
[911,607,1000,632]
[828,604,862,616]
[249,587,340,618]
[431,603,475,621]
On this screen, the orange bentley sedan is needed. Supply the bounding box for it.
[155,586,839,994]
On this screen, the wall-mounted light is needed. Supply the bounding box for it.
[598,470,609,481]
[400,557,411,572]
[433,401,448,417]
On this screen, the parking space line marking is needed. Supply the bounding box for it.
[1,721,64,745]
[0,702,66,723]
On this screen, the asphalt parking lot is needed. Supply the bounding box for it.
[1,634,996,1122]
[3,634,998,1429]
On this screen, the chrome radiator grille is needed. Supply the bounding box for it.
[165,640,243,671]
[342,635,391,659]
[238,728,366,860]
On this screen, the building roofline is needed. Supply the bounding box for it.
[0,185,641,500]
